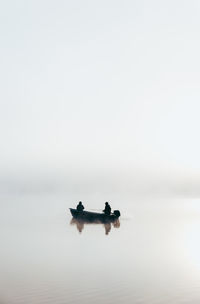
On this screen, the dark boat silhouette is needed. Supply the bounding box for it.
[70,208,120,223]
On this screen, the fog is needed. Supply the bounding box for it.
[1,0,200,197]
[2,4,200,303]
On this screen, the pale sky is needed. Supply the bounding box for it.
[1,0,200,194]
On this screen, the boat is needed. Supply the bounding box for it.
[69,208,120,223]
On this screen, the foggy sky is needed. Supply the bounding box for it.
[1,0,200,195]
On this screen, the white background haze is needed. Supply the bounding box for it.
[1,0,200,196]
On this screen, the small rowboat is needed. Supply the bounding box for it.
[69,208,120,223]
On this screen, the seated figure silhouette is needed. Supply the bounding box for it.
[103,202,111,215]
[76,201,84,212]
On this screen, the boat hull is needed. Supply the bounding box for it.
[70,208,119,223]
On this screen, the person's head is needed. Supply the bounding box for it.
[79,201,82,205]
[105,202,109,205]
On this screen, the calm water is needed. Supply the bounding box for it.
[1,193,200,304]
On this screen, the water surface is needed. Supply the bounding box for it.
[1,194,200,304]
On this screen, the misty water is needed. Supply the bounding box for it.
[1,193,200,304]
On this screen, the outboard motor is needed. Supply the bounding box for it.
[113,210,121,218]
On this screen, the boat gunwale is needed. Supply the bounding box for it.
[70,208,115,217]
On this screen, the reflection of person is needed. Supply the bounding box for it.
[76,220,84,233]
[103,202,111,215]
[113,219,120,228]
[70,218,84,233]
[76,201,84,212]
[104,223,111,235]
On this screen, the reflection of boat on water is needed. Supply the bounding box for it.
[70,217,120,235]
[70,218,85,233]
[69,208,120,223]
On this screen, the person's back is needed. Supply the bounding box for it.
[103,202,111,215]
[76,201,84,212]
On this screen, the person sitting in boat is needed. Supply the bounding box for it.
[76,201,84,212]
[103,202,111,215]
